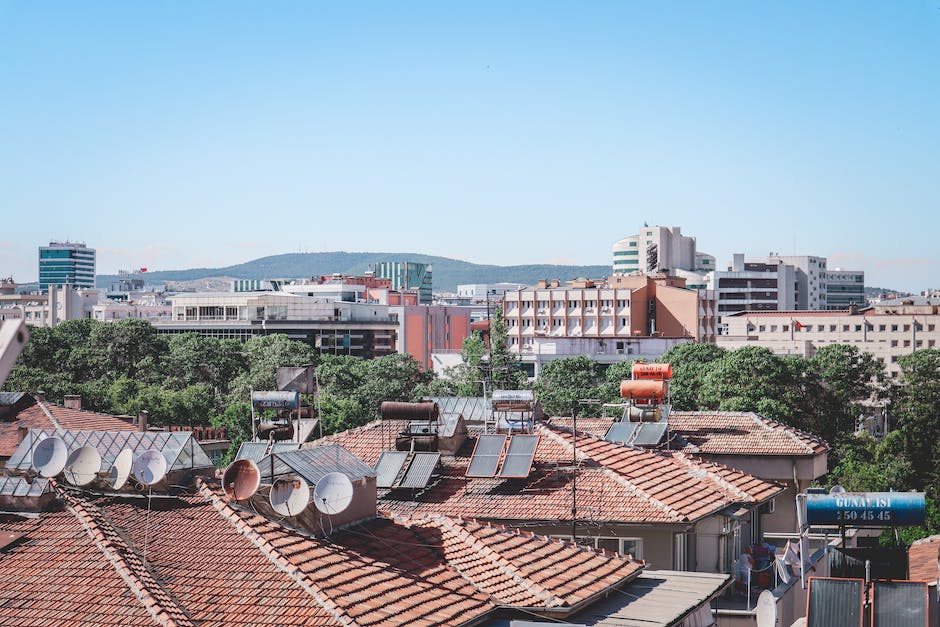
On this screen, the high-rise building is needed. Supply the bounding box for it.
[826,269,866,310]
[768,255,828,310]
[612,226,713,276]
[373,261,432,304]
[38,241,96,291]
[709,254,797,315]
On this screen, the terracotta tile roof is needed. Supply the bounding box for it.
[667,412,829,456]
[0,399,135,459]
[317,420,784,525]
[548,412,829,457]
[908,534,940,583]
[0,493,168,626]
[0,477,644,626]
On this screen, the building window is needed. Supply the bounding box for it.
[770,325,777,332]
[879,325,886,332]
[904,324,911,332]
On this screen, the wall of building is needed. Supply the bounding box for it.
[391,305,473,369]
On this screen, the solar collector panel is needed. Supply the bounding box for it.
[465,434,507,478]
[374,451,409,488]
[605,422,640,444]
[633,422,668,446]
[807,578,864,627]
[399,452,440,489]
[498,435,539,478]
[871,581,928,627]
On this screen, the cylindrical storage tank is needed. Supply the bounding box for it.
[626,406,661,422]
[632,363,673,381]
[619,380,666,401]
[380,401,440,421]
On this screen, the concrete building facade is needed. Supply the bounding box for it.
[768,255,828,310]
[826,269,866,310]
[156,292,398,358]
[390,305,473,370]
[709,254,797,316]
[612,225,714,276]
[718,301,940,377]
[38,241,96,291]
[373,261,432,304]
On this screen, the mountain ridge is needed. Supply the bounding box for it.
[96,251,614,292]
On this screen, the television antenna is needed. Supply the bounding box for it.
[313,472,353,515]
[133,450,168,486]
[221,459,261,501]
[31,436,68,478]
[108,449,133,489]
[63,446,101,486]
[269,476,310,516]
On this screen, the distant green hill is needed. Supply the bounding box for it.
[96,252,613,292]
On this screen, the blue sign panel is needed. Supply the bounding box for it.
[806,492,926,527]
[250,391,299,410]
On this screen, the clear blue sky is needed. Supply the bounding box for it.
[1,1,937,292]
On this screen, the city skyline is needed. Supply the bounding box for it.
[1,2,938,292]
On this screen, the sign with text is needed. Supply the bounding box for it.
[806,492,925,527]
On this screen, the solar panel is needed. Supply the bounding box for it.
[498,435,539,478]
[374,450,409,488]
[872,581,928,627]
[633,422,668,446]
[605,422,640,444]
[465,434,507,478]
[235,442,269,463]
[270,442,301,454]
[399,452,440,489]
[807,577,864,627]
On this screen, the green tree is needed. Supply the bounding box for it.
[164,333,246,392]
[535,356,606,417]
[893,349,940,495]
[807,344,886,444]
[211,402,252,466]
[227,334,316,403]
[488,307,527,389]
[699,346,806,424]
[658,342,726,410]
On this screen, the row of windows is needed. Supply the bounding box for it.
[613,250,639,256]
[756,322,937,333]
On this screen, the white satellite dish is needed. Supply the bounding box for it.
[221,459,261,501]
[108,448,134,489]
[63,446,102,486]
[313,472,354,515]
[269,476,310,516]
[829,485,847,494]
[133,449,168,486]
[755,589,778,627]
[31,436,68,478]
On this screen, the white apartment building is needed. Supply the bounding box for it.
[717,301,940,377]
[455,283,527,302]
[155,292,398,358]
[768,255,828,310]
[612,225,714,276]
[709,254,797,316]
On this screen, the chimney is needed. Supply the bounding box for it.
[17,426,28,444]
[35,390,45,403]
[138,409,149,432]
[63,395,82,410]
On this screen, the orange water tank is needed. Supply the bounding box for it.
[619,380,666,401]
[631,362,673,381]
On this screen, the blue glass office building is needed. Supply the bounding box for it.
[38,241,96,290]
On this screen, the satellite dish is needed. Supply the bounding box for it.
[269,475,310,516]
[32,436,68,478]
[755,589,778,627]
[313,472,354,515]
[63,446,102,486]
[829,485,847,494]
[133,449,168,486]
[108,448,133,489]
[221,459,261,501]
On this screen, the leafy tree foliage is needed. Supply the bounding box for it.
[657,342,726,410]
[488,307,527,389]
[893,349,940,495]
[534,356,608,417]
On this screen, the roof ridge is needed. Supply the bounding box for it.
[196,478,352,627]
[748,412,824,454]
[672,453,753,501]
[35,399,65,430]
[313,419,384,445]
[424,514,569,607]
[536,424,686,523]
[55,484,193,627]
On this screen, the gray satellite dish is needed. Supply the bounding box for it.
[269,476,310,516]
[133,449,168,486]
[221,459,261,501]
[313,472,354,515]
[829,485,847,495]
[108,448,133,489]
[32,436,68,478]
[63,446,102,486]
[755,589,777,627]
